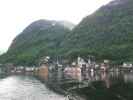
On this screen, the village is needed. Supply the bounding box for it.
[0,56,133,100]
[0,56,133,75]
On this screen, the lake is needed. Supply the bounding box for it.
[0,71,133,100]
[0,75,66,100]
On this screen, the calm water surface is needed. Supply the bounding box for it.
[0,71,133,100]
[0,75,65,100]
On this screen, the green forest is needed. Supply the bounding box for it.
[1,0,133,66]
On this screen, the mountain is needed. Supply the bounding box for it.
[1,0,133,65]
[0,19,74,65]
[61,0,133,64]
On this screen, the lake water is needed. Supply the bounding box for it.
[0,75,66,100]
[0,71,133,100]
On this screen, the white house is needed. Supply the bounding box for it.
[122,63,133,68]
[77,57,86,68]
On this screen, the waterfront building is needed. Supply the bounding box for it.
[122,62,133,68]
[120,62,133,71]
[77,57,86,68]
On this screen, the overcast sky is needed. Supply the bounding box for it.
[0,0,113,53]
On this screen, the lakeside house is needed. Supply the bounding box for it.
[64,56,111,75]
[122,62,133,68]
[119,62,133,71]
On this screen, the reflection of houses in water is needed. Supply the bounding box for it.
[37,56,114,89]
[64,66,82,81]
[64,66,81,74]
[38,56,49,81]
[56,64,63,82]
[64,60,82,82]
[64,57,89,81]
[100,60,110,72]
[64,72,113,92]
[100,72,110,88]
[63,63,132,90]
[64,66,109,83]
[38,63,49,80]
[124,73,133,82]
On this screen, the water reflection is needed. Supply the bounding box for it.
[0,70,133,100]
[64,71,133,100]
[0,75,65,100]
[43,70,133,100]
[124,73,133,83]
